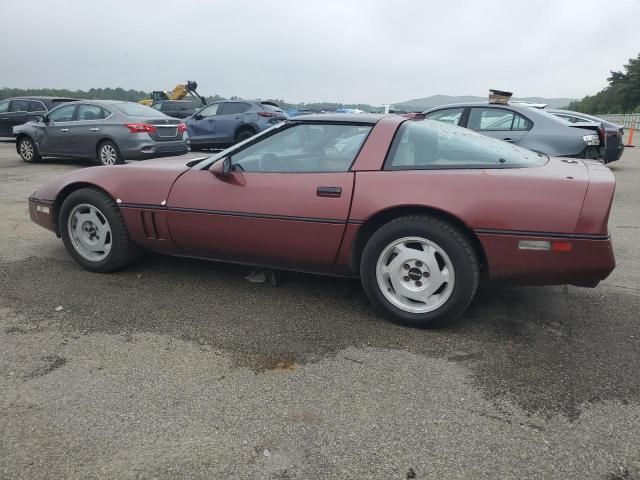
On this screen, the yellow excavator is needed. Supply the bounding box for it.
[138,80,208,107]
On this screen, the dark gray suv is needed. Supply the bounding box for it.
[186,100,287,149]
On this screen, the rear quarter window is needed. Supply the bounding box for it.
[385,120,545,170]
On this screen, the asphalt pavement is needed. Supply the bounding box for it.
[0,141,638,479]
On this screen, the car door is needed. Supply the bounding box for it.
[215,102,251,143]
[3,99,30,135]
[41,104,78,155]
[70,104,109,156]
[465,107,531,145]
[186,103,219,144]
[166,122,373,272]
[0,99,11,136]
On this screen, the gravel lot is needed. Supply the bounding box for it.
[1,140,638,479]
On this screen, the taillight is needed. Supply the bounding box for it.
[178,123,187,133]
[257,111,277,117]
[598,126,606,144]
[125,123,156,133]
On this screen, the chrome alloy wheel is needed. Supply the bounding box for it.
[99,144,117,165]
[376,236,455,314]
[67,203,112,261]
[20,139,34,160]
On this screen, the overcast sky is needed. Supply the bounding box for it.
[1,0,639,104]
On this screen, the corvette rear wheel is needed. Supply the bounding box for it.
[360,215,479,328]
[59,188,139,272]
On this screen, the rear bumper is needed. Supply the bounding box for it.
[605,143,624,162]
[477,232,615,287]
[29,195,57,234]
[119,135,189,160]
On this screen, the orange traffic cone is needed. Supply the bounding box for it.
[626,118,636,147]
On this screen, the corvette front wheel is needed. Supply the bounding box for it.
[59,188,139,272]
[360,215,479,328]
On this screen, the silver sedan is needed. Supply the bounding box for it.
[13,100,189,165]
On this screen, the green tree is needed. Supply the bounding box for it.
[569,53,640,114]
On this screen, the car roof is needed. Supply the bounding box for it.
[61,99,137,106]
[291,113,386,124]
[5,96,78,101]
[425,101,535,111]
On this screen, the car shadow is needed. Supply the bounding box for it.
[2,250,638,420]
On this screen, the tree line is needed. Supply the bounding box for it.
[0,87,376,112]
[568,53,640,114]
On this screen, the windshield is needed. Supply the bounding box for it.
[386,120,546,169]
[114,103,167,117]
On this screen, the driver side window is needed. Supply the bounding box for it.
[48,105,76,122]
[198,103,219,117]
[231,123,371,173]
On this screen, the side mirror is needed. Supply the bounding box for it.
[210,157,232,178]
[194,114,203,120]
[34,115,45,123]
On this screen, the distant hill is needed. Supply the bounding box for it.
[394,95,577,111]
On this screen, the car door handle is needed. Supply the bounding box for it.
[503,138,514,142]
[317,186,342,197]
[60,128,69,132]
[1,117,8,120]
[90,127,100,132]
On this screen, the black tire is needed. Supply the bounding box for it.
[18,136,41,163]
[59,188,140,273]
[97,140,124,166]
[360,215,480,328]
[235,128,256,144]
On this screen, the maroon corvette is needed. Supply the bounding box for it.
[29,114,616,327]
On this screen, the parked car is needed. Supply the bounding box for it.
[28,114,615,328]
[424,102,604,159]
[186,100,287,148]
[546,109,625,163]
[151,100,197,119]
[0,96,77,137]
[14,100,188,165]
